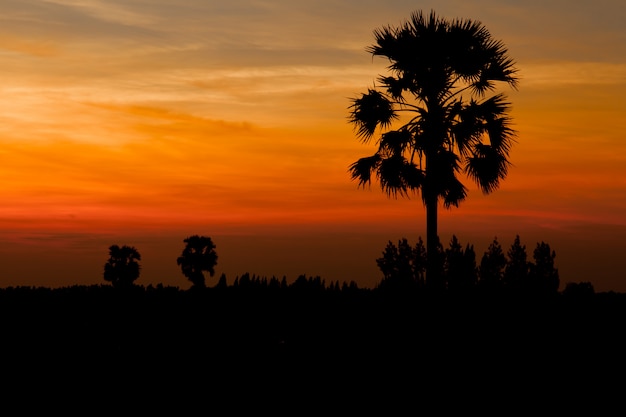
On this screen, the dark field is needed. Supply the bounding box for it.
[1,285,625,412]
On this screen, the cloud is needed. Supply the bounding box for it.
[521,62,626,87]
[41,0,161,27]
[0,101,370,233]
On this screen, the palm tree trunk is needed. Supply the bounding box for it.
[425,193,441,290]
[424,143,442,291]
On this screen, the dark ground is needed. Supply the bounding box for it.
[0,285,624,413]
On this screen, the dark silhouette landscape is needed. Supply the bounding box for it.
[1,234,625,412]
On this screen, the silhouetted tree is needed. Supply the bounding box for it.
[289,275,326,294]
[504,235,530,291]
[268,276,281,290]
[177,235,218,289]
[103,244,141,289]
[348,10,518,288]
[562,281,594,299]
[376,237,427,291]
[341,281,360,293]
[478,237,506,291]
[530,241,559,294]
[236,272,252,289]
[216,273,228,289]
[444,235,477,292]
[463,244,478,287]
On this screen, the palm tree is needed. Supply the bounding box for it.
[103,244,141,289]
[348,10,518,288]
[177,235,218,289]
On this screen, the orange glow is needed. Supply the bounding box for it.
[1,2,626,292]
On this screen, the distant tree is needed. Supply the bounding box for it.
[463,244,478,288]
[444,235,477,292]
[504,235,530,291]
[268,276,281,290]
[478,237,506,290]
[413,236,428,287]
[215,273,228,289]
[291,274,310,291]
[177,235,218,289]
[348,10,518,288]
[376,237,427,291]
[341,281,360,293]
[103,244,141,289]
[562,282,594,299]
[237,272,252,289]
[290,275,326,293]
[530,241,560,294]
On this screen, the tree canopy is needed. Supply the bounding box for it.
[177,235,218,289]
[103,244,141,289]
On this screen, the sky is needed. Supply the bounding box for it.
[1,0,625,292]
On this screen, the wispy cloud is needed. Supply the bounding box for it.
[41,0,161,27]
[521,62,626,87]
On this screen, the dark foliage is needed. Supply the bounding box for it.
[376,235,564,297]
[177,235,218,288]
[103,244,141,289]
[478,237,507,290]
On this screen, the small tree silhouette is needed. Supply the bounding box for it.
[376,237,427,291]
[530,241,559,294]
[504,235,530,291]
[562,281,594,299]
[177,235,218,289]
[444,235,477,292]
[478,237,506,291]
[103,244,141,289]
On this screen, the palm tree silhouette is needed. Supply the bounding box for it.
[177,235,218,289]
[103,244,141,289]
[348,10,518,288]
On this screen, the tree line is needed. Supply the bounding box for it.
[101,234,362,293]
[377,234,563,296]
[97,232,593,298]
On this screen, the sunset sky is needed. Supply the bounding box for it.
[1,0,625,292]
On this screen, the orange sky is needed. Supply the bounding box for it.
[1,1,625,291]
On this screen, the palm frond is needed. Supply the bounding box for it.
[349,154,381,187]
[442,176,468,208]
[348,89,397,141]
[483,38,519,87]
[378,155,424,197]
[486,116,516,154]
[465,144,510,193]
[450,99,483,156]
[378,75,417,101]
[380,129,413,154]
